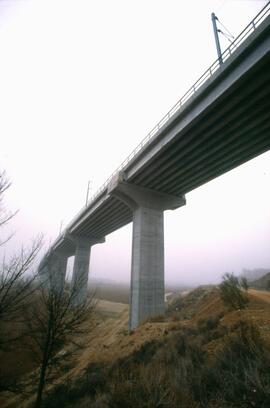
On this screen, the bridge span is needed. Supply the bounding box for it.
[39,5,270,329]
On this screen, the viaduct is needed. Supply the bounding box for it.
[39,4,270,330]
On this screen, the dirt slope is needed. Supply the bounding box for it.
[2,289,270,407]
[249,288,270,304]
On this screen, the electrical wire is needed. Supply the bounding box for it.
[216,18,235,39]
[217,29,234,44]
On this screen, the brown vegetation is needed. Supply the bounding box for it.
[2,285,270,408]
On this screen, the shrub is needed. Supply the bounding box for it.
[209,321,270,407]
[219,273,249,310]
[41,363,107,408]
[197,315,220,332]
[41,319,270,408]
[267,280,270,291]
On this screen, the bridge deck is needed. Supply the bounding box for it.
[54,11,270,254]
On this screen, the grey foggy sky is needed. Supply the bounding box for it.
[0,0,269,285]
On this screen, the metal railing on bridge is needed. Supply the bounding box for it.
[63,1,270,237]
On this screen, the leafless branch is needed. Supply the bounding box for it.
[23,271,95,408]
[0,171,18,246]
[0,236,43,326]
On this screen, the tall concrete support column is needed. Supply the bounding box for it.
[130,205,165,329]
[71,236,105,305]
[38,263,50,289]
[108,178,186,329]
[38,250,68,293]
[50,251,68,293]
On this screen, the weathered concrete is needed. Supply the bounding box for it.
[38,263,50,289]
[38,250,68,292]
[108,178,185,329]
[50,251,68,293]
[71,235,105,305]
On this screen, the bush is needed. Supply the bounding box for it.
[197,315,220,332]
[207,321,270,407]
[42,363,107,408]
[41,319,270,408]
[219,273,249,310]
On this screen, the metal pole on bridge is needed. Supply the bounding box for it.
[85,180,92,206]
[211,12,223,65]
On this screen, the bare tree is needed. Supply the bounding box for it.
[0,171,43,394]
[0,237,43,335]
[23,272,96,408]
[0,171,17,246]
[0,170,94,406]
[0,170,43,349]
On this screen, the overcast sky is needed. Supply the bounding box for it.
[1,0,269,285]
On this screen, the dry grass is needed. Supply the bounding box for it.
[2,288,270,408]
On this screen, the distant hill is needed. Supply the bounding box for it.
[250,271,270,291]
[241,268,270,282]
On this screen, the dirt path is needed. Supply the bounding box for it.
[249,289,270,304]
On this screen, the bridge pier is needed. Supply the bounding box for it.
[38,263,50,289]
[109,180,185,329]
[130,205,165,329]
[71,236,105,305]
[38,250,68,293]
[50,251,68,293]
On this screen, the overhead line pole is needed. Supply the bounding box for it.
[211,12,223,65]
[85,180,91,206]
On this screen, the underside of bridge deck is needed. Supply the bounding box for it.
[39,12,270,329]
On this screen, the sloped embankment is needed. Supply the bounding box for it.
[3,288,270,408]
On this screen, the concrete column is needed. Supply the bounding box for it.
[38,250,68,293]
[130,205,165,329]
[38,263,50,289]
[108,177,186,329]
[50,251,68,293]
[71,235,105,305]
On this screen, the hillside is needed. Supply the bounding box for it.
[1,287,270,408]
[241,268,270,282]
[250,271,270,290]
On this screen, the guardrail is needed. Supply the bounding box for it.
[63,1,270,236]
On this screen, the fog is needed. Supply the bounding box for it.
[1,0,269,286]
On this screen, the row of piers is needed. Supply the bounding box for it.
[39,178,186,329]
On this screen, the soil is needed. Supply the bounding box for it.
[2,289,270,408]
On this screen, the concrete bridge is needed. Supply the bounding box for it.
[39,5,270,329]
